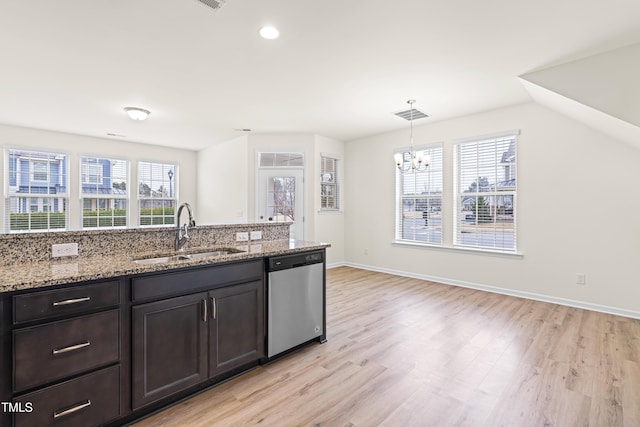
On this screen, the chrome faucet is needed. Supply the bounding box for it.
[175,202,196,251]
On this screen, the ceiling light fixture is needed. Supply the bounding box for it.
[124,107,150,121]
[259,26,279,40]
[394,99,430,174]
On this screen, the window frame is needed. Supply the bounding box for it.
[137,161,178,228]
[395,143,443,246]
[320,155,340,212]
[453,131,518,253]
[5,148,69,232]
[80,156,129,229]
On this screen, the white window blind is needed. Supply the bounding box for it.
[259,152,304,168]
[454,133,517,251]
[395,144,443,245]
[138,161,176,227]
[5,148,69,232]
[80,157,128,229]
[320,155,340,211]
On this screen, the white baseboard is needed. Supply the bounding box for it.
[339,262,640,320]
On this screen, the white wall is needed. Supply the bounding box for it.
[345,102,640,315]
[0,123,198,230]
[197,132,346,265]
[197,135,249,224]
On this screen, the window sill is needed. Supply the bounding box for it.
[392,240,524,259]
[318,210,343,215]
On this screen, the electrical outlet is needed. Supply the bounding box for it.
[250,230,262,240]
[576,273,586,285]
[236,232,249,242]
[52,243,78,258]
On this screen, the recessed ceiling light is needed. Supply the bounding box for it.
[259,26,279,40]
[124,107,150,121]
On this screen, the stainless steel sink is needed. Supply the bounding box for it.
[132,248,245,265]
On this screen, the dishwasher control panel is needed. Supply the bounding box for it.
[267,250,324,272]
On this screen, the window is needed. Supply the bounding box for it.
[32,161,48,181]
[395,144,443,244]
[454,133,517,251]
[138,161,176,226]
[320,155,340,211]
[5,149,68,232]
[80,156,128,228]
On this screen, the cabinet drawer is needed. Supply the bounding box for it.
[14,309,120,392]
[131,259,263,302]
[13,280,120,324]
[13,365,120,427]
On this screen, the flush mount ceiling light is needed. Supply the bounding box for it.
[124,107,150,121]
[259,26,279,40]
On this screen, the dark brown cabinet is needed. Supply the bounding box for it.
[6,279,122,427]
[131,261,265,410]
[209,280,264,377]
[132,292,209,409]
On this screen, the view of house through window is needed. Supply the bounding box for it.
[81,157,128,228]
[455,133,517,251]
[395,144,443,244]
[5,149,69,232]
[138,161,177,226]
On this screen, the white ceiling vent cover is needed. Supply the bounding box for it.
[195,0,226,11]
[393,108,429,121]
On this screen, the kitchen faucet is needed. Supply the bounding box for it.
[175,202,196,251]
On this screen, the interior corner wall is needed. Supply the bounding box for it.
[344,102,640,314]
[197,135,249,224]
[313,134,345,266]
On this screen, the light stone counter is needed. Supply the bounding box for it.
[0,239,330,293]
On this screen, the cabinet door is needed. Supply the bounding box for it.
[132,292,208,409]
[209,280,264,377]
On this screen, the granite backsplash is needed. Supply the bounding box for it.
[0,223,290,267]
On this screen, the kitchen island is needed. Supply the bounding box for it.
[0,224,329,427]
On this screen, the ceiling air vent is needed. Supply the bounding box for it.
[393,108,429,121]
[195,0,226,11]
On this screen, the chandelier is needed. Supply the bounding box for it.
[394,99,430,173]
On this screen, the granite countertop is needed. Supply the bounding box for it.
[0,240,330,293]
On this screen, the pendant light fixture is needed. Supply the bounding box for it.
[394,99,429,173]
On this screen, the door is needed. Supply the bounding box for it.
[268,263,324,357]
[209,281,264,378]
[132,292,208,409]
[257,168,304,240]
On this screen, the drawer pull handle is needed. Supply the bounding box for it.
[52,341,91,355]
[53,400,91,419]
[52,297,91,307]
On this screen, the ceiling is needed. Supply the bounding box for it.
[1,0,639,151]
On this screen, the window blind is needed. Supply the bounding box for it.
[138,161,177,227]
[5,148,69,232]
[454,134,517,251]
[320,155,340,211]
[80,157,128,228]
[395,144,443,245]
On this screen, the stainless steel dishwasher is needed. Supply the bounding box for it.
[266,250,326,358]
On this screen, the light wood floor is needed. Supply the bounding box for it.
[132,267,640,427]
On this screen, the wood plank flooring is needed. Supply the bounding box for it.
[132,267,640,427]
